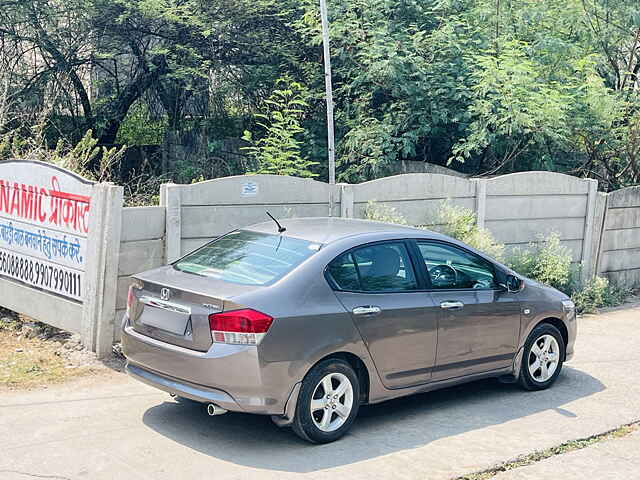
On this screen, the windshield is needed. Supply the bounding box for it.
[174,230,321,285]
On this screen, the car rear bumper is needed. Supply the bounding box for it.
[121,318,292,415]
[126,362,242,410]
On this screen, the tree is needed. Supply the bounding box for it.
[296,0,478,181]
[450,40,574,173]
[242,77,318,177]
[2,0,640,188]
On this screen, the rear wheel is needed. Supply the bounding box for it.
[292,359,360,444]
[519,323,565,391]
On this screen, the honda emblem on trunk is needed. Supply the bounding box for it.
[160,288,171,301]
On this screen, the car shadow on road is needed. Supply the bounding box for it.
[141,366,604,473]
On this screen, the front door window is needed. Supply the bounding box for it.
[417,242,497,290]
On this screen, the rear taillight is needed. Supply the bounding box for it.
[126,280,143,317]
[209,309,273,345]
[126,286,135,317]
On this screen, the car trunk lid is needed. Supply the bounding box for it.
[128,266,258,351]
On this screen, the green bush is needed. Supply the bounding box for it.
[433,202,505,260]
[364,200,408,225]
[507,234,628,311]
[508,233,572,291]
[571,276,628,314]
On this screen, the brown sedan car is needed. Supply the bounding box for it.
[122,217,576,443]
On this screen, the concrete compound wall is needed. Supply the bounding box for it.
[156,172,637,292]
[346,173,477,226]
[114,206,166,340]
[340,172,598,275]
[0,160,123,358]
[597,186,640,287]
[160,175,341,262]
[483,173,598,271]
[4,170,639,355]
[91,173,640,348]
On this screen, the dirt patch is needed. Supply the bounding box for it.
[0,309,124,391]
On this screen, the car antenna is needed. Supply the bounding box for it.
[266,211,286,233]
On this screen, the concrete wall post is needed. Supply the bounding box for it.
[589,192,608,280]
[161,183,182,263]
[81,183,123,358]
[475,178,487,229]
[339,183,354,218]
[581,179,598,282]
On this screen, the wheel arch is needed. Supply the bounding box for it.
[305,352,371,404]
[533,317,569,359]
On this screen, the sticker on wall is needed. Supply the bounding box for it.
[241,181,259,196]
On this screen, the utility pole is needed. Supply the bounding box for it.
[320,0,336,215]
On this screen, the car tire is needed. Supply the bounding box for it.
[519,323,565,391]
[292,358,360,444]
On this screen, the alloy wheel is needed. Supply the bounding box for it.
[310,373,354,432]
[528,334,560,382]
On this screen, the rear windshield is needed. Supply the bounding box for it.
[174,230,321,285]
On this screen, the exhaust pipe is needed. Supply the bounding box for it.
[207,403,228,416]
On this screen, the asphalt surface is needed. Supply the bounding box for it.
[1,306,639,480]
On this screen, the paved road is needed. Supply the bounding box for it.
[1,307,639,480]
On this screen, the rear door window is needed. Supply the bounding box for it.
[175,230,320,285]
[327,242,418,292]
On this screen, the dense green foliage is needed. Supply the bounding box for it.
[116,103,168,146]
[1,0,640,187]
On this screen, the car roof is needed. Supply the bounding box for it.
[245,217,441,244]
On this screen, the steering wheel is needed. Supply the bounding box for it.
[473,278,492,289]
[429,264,457,288]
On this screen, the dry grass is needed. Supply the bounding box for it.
[0,328,95,390]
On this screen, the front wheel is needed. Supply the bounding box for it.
[292,359,360,444]
[519,323,565,391]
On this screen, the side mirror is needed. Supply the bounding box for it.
[504,274,524,293]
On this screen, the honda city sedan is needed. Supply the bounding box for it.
[122,217,576,443]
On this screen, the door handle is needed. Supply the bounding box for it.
[440,301,464,310]
[352,306,382,316]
